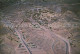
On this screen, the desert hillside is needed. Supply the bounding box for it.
[0,0,80,54]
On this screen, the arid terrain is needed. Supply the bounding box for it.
[0,1,80,54]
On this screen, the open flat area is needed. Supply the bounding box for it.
[0,0,80,54]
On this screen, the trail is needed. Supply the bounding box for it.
[3,13,71,54]
[2,5,71,54]
[15,28,32,54]
[28,14,71,54]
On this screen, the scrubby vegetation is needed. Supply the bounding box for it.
[0,0,80,54]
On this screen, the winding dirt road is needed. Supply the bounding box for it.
[14,14,71,54]
[29,14,71,54]
[2,5,71,54]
